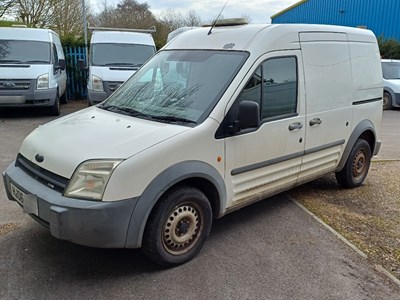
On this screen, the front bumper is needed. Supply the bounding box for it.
[3,161,139,248]
[88,90,107,105]
[0,85,57,107]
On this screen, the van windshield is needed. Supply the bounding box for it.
[0,40,51,64]
[91,43,156,67]
[382,61,400,79]
[98,50,248,125]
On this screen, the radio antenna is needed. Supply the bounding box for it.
[208,0,230,35]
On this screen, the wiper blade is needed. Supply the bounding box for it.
[99,104,148,117]
[150,115,197,125]
[23,60,50,64]
[0,59,23,63]
[104,63,141,67]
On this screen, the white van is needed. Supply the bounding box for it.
[381,59,400,109]
[3,23,382,266]
[0,27,67,115]
[86,28,156,106]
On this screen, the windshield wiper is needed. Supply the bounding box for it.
[23,60,50,64]
[149,115,197,125]
[0,59,23,63]
[99,104,149,117]
[104,63,141,67]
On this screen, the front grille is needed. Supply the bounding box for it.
[15,154,68,193]
[0,79,31,91]
[108,81,123,92]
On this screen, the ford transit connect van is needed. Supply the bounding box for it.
[381,59,400,109]
[3,23,382,266]
[86,28,156,106]
[0,27,67,115]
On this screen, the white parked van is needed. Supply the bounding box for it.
[381,59,400,109]
[86,28,156,106]
[0,27,67,115]
[3,23,382,266]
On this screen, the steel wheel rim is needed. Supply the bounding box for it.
[383,94,389,109]
[352,150,367,181]
[162,202,203,255]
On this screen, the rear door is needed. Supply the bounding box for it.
[297,32,353,184]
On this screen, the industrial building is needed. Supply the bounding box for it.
[271,0,400,40]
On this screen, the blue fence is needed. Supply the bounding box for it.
[64,46,88,99]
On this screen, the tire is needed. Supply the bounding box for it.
[60,90,68,104]
[383,91,392,110]
[142,186,212,266]
[48,93,61,116]
[335,139,371,188]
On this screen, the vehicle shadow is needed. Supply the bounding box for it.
[4,194,290,280]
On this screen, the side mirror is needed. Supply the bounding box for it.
[78,59,87,71]
[58,59,66,70]
[238,100,260,130]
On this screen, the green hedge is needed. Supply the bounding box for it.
[378,37,400,59]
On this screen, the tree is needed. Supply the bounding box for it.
[52,0,91,37]
[93,0,157,29]
[0,0,15,18]
[15,0,53,27]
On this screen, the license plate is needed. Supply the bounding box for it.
[10,182,25,205]
[10,183,38,215]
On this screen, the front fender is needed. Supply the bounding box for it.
[124,160,227,248]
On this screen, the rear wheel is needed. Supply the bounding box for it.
[335,139,371,188]
[142,186,212,266]
[383,91,392,110]
[48,93,60,116]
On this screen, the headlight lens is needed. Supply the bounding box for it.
[92,75,104,92]
[37,73,49,89]
[64,160,122,200]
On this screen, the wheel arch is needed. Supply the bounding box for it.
[337,120,377,172]
[124,161,227,248]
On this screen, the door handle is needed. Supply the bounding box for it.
[309,118,322,126]
[288,122,303,131]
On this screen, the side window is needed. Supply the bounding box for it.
[262,57,297,119]
[52,44,59,65]
[235,66,262,105]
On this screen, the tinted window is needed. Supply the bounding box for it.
[91,43,156,67]
[262,57,297,119]
[382,61,400,79]
[234,56,297,121]
[0,40,51,64]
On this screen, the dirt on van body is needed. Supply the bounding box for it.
[290,160,400,280]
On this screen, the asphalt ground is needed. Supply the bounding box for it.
[0,103,399,299]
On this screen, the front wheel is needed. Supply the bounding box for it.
[335,139,371,188]
[48,93,61,116]
[383,92,392,110]
[142,187,212,266]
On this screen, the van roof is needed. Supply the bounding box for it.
[164,23,377,53]
[91,30,155,46]
[0,27,57,42]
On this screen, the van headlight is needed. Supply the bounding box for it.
[92,75,104,92]
[37,73,49,89]
[64,160,122,200]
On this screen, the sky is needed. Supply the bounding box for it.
[90,0,301,24]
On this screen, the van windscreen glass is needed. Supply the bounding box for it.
[0,40,50,64]
[91,43,156,67]
[382,62,400,79]
[99,50,248,125]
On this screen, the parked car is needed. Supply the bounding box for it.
[382,59,400,110]
[85,28,156,106]
[0,26,67,115]
[3,22,382,266]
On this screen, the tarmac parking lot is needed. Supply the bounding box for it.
[0,103,399,299]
